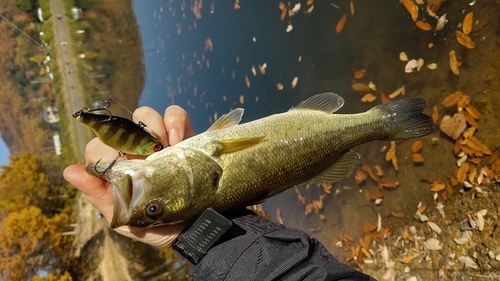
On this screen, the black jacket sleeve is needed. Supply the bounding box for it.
[189,209,376,281]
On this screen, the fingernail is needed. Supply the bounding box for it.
[168,128,180,145]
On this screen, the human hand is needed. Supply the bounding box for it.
[64,105,195,248]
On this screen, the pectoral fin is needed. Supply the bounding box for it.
[217,136,265,154]
[208,108,244,131]
[308,150,360,183]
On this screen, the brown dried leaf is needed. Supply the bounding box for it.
[462,12,473,35]
[380,92,390,104]
[391,151,399,171]
[352,83,371,92]
[456,31,475,49]
[359,234,371,250]
[374,165,383,176]
[456,162,469,183]
[355,170,367,184]
[388,85,405,99]
[245,75,251,88]
[400,254,418,264]
[440,113,466,140]
[412,140,423,153]
[350,1,355,15]
[391,211,405,218]
[442,91,463,107]
[416,20,432,31]
[417,204,426,214]
[361,93,377,102]
[402,0,418,21]
[363,165,379,182]
[430,181,446,192]
[368,190,384,200]
[463,111,479,128]
[379,177,399,189]
[449,50,460,75]
[280,7,287,20]
[467,136,491,155]
[363,222,378,233]
[465,105,481,120]
[432,105,439,122]
[457,95,471,109]
[354,69,366,79]
[385,141,396,161]
[412,153,424,163]
[336,14,347,33]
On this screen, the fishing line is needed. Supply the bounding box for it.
[0,13,134,116]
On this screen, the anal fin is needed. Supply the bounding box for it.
[308,150,360,183]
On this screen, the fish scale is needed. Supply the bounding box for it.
[87,93,436,228]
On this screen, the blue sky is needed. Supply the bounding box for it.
[0,138,10,166]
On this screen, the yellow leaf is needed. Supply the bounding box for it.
[412,140,422,153]
[412,153,424,163]
[449,50,460,75]
[462,12,473,35]
[336,15,347,33]
[350,1,355,15]
[351,83,371,92]
[361,93,377,102]
[402,0,418,21]
[456,31,475,49]
[416,20,432,31]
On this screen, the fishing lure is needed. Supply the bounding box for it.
[73,101,164,174]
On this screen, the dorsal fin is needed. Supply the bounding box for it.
[289,92,345,113]
[208,108,244,131]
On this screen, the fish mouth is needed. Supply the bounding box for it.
[109,171,152,228]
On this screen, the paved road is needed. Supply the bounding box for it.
[50,0,88,158]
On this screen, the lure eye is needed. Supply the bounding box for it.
[153,143,163,152]
[146,203,163,218]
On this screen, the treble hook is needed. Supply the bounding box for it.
[94,151,127,176]
[79,100,113,121]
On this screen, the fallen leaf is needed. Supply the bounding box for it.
[367,190,384,200]
[245,75,251,88]
[234,0,240,9]
[399,51,408,61]
[458,256,479,269]
[294,187,306,204]
[424,238,442,250]
[379,177,399,189]
[463,111,479,128]
[385,141,396,161]
[417,58,424,71]
[416,20,432,30]
[280,7,287,20]
[355,170,367,184]
[402,0,418,21]
[351,83,371,92]
[279,2,285,10]
[361,93,377,102]
[354,69,366,78]
[440,113,466,140]
[380,92,390,104]
[374,165,383,176]
[417,204,426,214]
[391,211,405,218]
[432,105,439,122]
[442,91,463,107]
[430,181,446,192]
[350,1,354,15]
[291,77,298,88]
[405,59,418,73]
[362,165,378,181]
[307,0,314,5]
[400,254,418,264]
[412,141,423,153]
[427,63,438,70]
[277,83,283,90]
[456,31,475,49]
[449,50,460,75]
[388,85,405,98]
[239,95,244,104]
[456,162,469,183]
[286,23,293,32]
[336,14,347,33]
[465,105,481,120]
[462,12,473,35]
[363,222,377,233]
[412,153,424,163]
[436,13,447,30]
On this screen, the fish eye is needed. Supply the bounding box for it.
[153,143,163,152]
[146,203,163,218]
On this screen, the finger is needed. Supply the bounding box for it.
[164,105,194,145]
[133,106,168,146]
[63,164,115,221]
[85,137,120,164]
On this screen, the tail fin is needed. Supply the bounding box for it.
[374,97,437,140]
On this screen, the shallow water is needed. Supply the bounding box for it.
[131,0,500,265]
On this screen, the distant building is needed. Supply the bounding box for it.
[71,7,83,20]
[43,106,59,129]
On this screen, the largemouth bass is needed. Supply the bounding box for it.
[88,93,436,228]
